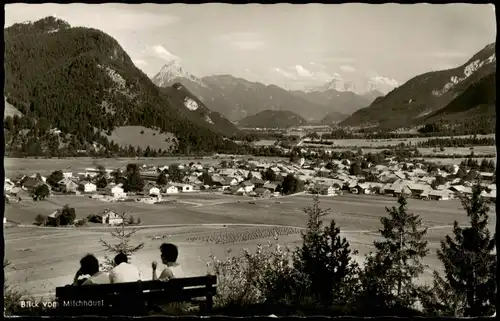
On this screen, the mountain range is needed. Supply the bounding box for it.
[341,42,496,132]
[151,61,386,123]
[4,17,240,155]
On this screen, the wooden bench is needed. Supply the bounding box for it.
[55,275,217,316]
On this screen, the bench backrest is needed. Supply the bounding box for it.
[55,275,217,315]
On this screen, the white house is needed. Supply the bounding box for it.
[62,171,73,178]
[4,179,14,193]
[79,181,97,193]
[171,183,193,192]
[101,209,123,226]
[164,184,179,194]
[149,186,161,196]
[241,181,255,193]
[110,185,126,198]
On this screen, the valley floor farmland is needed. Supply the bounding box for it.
[306,134,495,148]
[4,193,496,300]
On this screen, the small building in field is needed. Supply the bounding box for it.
[312,184,336,196]
[164,184,179,194]
[101,209,123,226]
[79,181,97,193]
[241,181,255,193]
[356,183,373,195]
[263,182,278,192]
[106,184,127,198]
[46,210,61,226]
[428,190,452,201]
[58,178,79,193]
[229,186,245,195]
[171,183,193,193]
[255,188,271,198]
[149,186,161,196]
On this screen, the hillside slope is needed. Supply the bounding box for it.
[4,16,239,155]
[341,43,496,130]
[237,110,307,128]
[422,72,496,133]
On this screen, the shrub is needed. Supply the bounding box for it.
[4,260,24,315]
[59,204,76,225]
[34,214,47,226]
[207,240,294,310]
[75,218,87,227]
[128,215,135,225]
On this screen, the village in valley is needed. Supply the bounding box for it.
[4,146,496,228]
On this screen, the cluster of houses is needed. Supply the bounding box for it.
[4,156,497,208]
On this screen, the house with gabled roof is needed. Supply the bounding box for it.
[58,178,79,193]
[100,209,123,226]
[79,181,97,193]
[164,184,179,194]
[241,181,255,193]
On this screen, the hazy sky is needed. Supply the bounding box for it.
[5,3,496,89]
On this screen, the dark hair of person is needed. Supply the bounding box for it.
[160,243,178,263]
[80,254,99,275]
[114,252,128,266]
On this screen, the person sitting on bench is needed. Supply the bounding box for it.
[109,252,142,283]
[151,243,184,281]
[73,254,110,286]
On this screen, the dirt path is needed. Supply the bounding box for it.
[191,191,306,208]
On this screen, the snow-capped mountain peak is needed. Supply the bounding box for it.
[306,74,399,95]
[366,76,399,94]
[151,60,208,88]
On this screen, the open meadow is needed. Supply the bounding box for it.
[302,134,495,148]
[417,146,496,156]
[411,157,497,165]
[4,192,496,300]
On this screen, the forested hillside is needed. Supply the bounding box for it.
[341,43,496,132]
[237,110,307,128]
[4,16,240,157]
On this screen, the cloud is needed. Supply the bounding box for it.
[314,71,334,82]
[273,67,297,80]
[231,41,264,51]
[142,45,180,62]
[340,65,356,72]
[309,61,326,68]
[133,59,148,66]
[295,65,314,78]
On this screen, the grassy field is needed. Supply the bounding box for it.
[412,157,497,165]
[253,140,277,146]
[306,134,495,147]
[4,193,496,300]
[104,126,177,151]
[418,146,496,156]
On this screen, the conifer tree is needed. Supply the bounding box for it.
[99,211,144,272]
[423,185,496,317]
[293,195,359,307]
[360,196,429,309]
